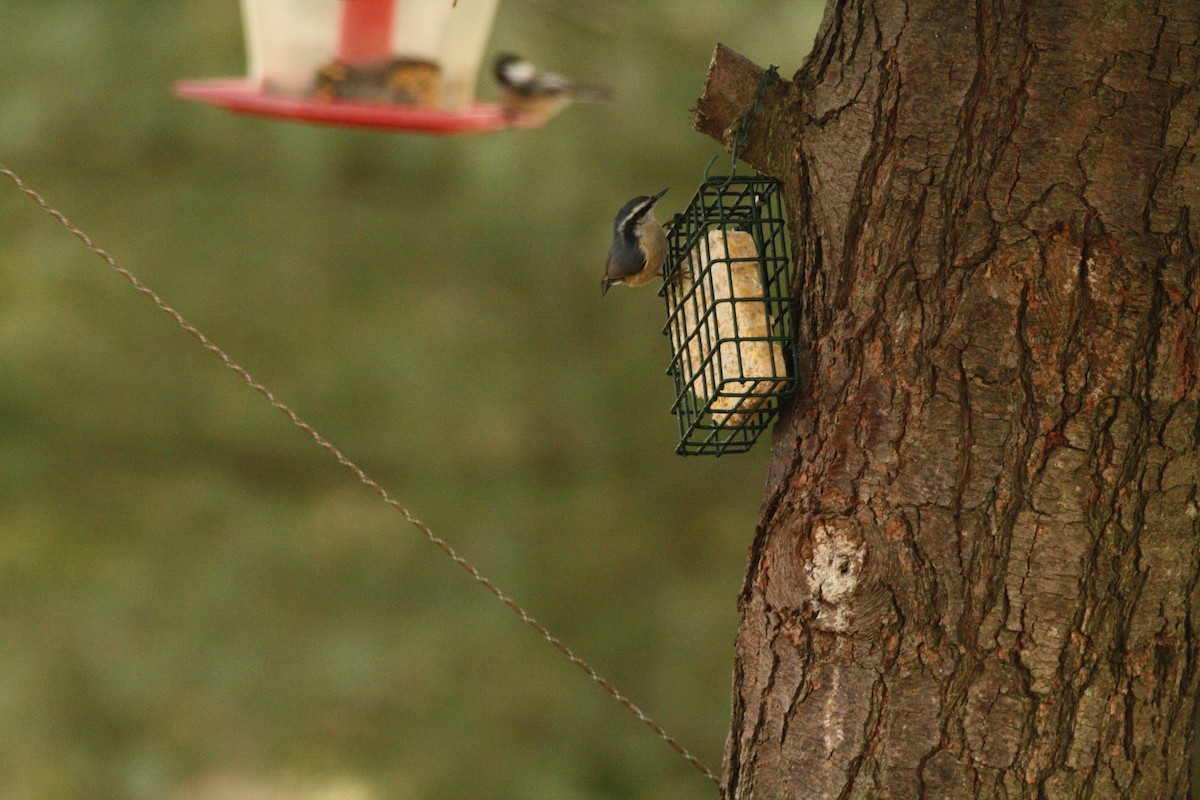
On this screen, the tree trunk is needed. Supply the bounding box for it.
[697,1,1200,797]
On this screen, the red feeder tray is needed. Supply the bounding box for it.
[174,78,524,135]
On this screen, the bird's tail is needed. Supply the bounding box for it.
[569,83,614,103]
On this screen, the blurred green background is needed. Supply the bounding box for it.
[0,2,823,798]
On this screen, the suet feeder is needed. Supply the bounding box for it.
[175,0,521,134]
[660,173,797,456]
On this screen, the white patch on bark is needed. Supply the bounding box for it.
[804,522,866,632]
[823,663,844,757]
[1083,257,1101,297]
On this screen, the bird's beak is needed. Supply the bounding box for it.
[650,188,669,204]
[601,278,612,296]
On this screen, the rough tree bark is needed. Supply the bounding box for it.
[696,2,1200,797]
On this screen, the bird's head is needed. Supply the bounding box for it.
[493,54,536,88]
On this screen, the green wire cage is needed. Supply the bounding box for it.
[660,173,797,456]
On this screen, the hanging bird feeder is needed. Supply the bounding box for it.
[175,0,521,134]
[660,66,797,456]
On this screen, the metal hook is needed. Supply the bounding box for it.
[704,154,737,189]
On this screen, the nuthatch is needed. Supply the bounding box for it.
[602,189,669,296]
[493,54,612,119]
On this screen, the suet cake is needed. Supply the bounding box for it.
[667,229,788,428]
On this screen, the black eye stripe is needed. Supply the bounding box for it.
[619,201,654,234]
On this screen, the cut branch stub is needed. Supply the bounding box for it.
[694,43,790,177]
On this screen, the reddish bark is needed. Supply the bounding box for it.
[698,2,1200,796]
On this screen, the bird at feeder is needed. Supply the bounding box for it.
[605,181,792,445]
[310,57,442,106]
[601,189,669,296]
[493,54,613,120]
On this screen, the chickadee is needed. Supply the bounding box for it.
[493,54,613,119]
[602,189,669,295]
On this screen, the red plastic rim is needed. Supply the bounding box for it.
[175,78,532,135]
